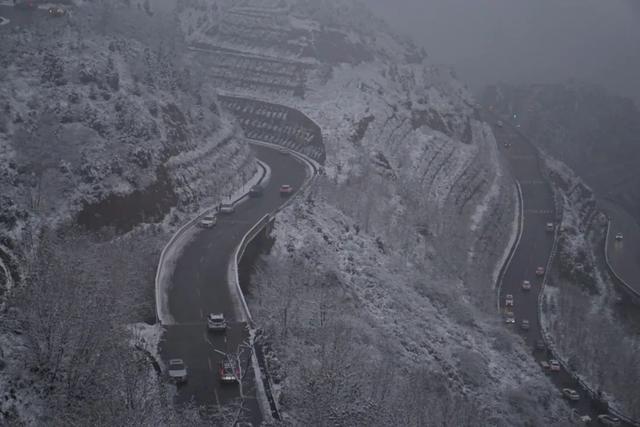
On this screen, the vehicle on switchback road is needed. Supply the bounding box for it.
[48,7,65,17]
[249,184,263,197]
[198,215,217,228]
[546,222,555,232]
[549,360,561,372]
[521,280,531,291]
[505,294,514,307]
[219,360,240,384]
[504,315,515,324]
[207,313,227,332]
[615,233,624,241]
[279,184,293,196]
[219,203,235,214]
[536,266,545,276]
[168,359,188,383]
[562,388,580,402]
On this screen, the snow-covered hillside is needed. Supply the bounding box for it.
[0,2,256,295]
[175,0,573,423]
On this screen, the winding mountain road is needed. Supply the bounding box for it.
[489,114,623,424]
[159,144,308,424]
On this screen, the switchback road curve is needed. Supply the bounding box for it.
[158,144,309,425]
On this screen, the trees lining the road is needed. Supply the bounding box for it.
[0,227,206,425]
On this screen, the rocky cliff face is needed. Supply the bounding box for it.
[483,83,640,223]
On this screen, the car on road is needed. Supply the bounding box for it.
[520,319,530,331]
[219,360,240,383]
[521,280,531,291]
[562,388,580,401]
[546,222,555,232]
[168,359,188,383]
[503,142,512,148]
[279,184,293,196]
[249,185,263,197]
[536,266,545,276]
[549,359,561,371]
[207,313,227,332]
[504,315,515,324]
[198,215,217,228]
[48,7,66,17]
[496,120,504,128]
[219,203,235,214]
[505,294,514,307]
[615,233,624,241]
[597,414,621,426]
[540,360,550,369]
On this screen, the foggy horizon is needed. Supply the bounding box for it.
[367,0,640,105]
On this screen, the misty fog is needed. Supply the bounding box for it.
[367,0,640,103]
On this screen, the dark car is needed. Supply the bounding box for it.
[249,185,263,197]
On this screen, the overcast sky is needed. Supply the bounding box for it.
[366,0,640,104]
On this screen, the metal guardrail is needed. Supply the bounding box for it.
[154,161,268,324]
[496,180,524,313]
[231,142,318,421]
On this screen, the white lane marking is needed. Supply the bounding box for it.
[196,287,201,297]
[199,308,203,319]
[208,357,213,372]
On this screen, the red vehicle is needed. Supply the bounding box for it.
[279,184,293,196]
[219,360,239,384]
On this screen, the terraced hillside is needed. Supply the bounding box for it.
[178,0,574,424]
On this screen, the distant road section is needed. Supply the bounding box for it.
[602,200,640,297]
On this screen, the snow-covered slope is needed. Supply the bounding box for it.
[176,0,571,423]
[0,3,256,295]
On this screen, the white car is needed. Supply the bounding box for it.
[549,359,561,371]
[207,313,227,332]
[615,233,623,241]
[562,388,580,401]
[219,203,235,214]
[540,360,550,370]
[505,294,514,307]
[521,280,531,291]
[536,266,545,276]
[198,215,217,228]
[546,222,555,232]
[504,315,515,324]
[168,359,188,383]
